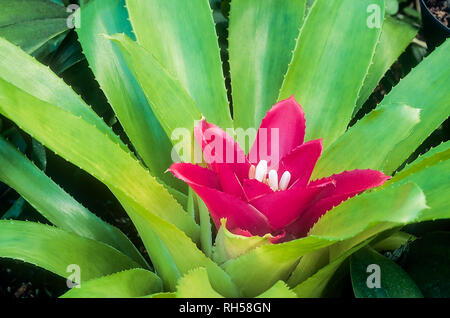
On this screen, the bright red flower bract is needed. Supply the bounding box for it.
[170,97,389,242]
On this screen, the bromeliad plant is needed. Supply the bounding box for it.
[0,0,448,298]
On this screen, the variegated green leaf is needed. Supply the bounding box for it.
[125,0,232,129]
[0,220,140,281]
[108,33,202,145]
[77,0,176,188]
[176,267,223,298]
[312,104,420,179]
[354,16,418,113]
[0,135,147,267]
[279,0,384,149]
[223,182,426,297]
[61,269,162,298]
[0,76,199,240]
[0,0,69,54]
[380,39,450,174]
[229,0,306,134]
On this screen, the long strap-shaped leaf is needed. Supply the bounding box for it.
[222,182,426,297]
[279,0,384,149]
[109,34,202,142]
[385,141,450,221]
[176,268,223,298]
[229,0,306,134]
[0,136,147,268]
[125,0,232,129]
[0,0,69,54]
[354,16,418,114]
[379,39,450,174]
[0,220,140,281]
[61,269,162,298]
[76,0,176,188]
[116,193,239,297]
[312,103,420,179]
[0,37,125,151]
[0,77,199,240]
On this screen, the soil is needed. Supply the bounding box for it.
[425,0,450,26]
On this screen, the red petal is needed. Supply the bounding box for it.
[169,162,221,190]
[248,96,306,170]
[194,119,250,181]
[288,169,390,237]
[169,163,272,236]
[279,139,323,188]
[249,179,335,230]
[217,164,246,199]
[242,179,273,201]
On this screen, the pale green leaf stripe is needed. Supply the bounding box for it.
[223,182,426,297]
[381,39,450,174]
[109,34,202,140]
[229,0,306,133]
[0,78,200,241]
[312,104,420,179]
[0,0,69,53]
[126,0,232,129]
[176,268,223,298]
[256,281,297,298]
[386,142,450,222]
[354,16,418,113]
[77,0,175,187]
[279,0,384,149]
[61,269,162,298]
[0,136,147,268]
[0,221,140,281]
[0,37,125,151]
[117,195,239,297]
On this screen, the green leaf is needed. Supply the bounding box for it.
[354,16,417,113]
[292,240,373,297]
[0,220,140,281]
[371,231,415,251]
[0,37,123,147]
[0,135,147,267]
[380,39,450,174]
[0,76,200,241]
[76,0,176,188]
[385,141,450,222]
[223,182,426,297]
[117,196,239,297]
[197,195,213,258]
[108,33,202,145]
[125,0,232,129]
[350,246,423,298]
[61,269,162,298]
[312,104,420,179]
[0,0,69,54]
[256,281,297,298]
[279,0,384,148]
[229,0,306,133]
[176,268,223,298]
[213,219,273,265]
[401,232,450,297]
[309,182,426,241]
[287,248,330,288]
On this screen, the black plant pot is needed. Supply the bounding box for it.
[420,0,450,49]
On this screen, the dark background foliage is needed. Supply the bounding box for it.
[0,0,448,298]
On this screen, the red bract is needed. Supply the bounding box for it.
[170,97,389,242]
